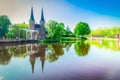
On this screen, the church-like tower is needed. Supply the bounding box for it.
[29,7,35,29]
[40,8,45,27]
[29,7,46,39]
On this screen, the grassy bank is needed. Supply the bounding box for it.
[38,37,87,43]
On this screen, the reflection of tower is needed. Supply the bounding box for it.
[29,44,47,74]
[39,44,46,72]
[30,54,36,74]
[40,54,45,72]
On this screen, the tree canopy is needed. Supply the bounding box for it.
[74,22,91,37]
[90,27,120,37]
[0,15,11,37]
[46,20,64,40]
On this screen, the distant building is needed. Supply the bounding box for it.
[29,7,46,39]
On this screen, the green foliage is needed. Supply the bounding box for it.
[63,26,74,37]
[91,27,120,37]
[0,15,11,37]
[46,20,64,41]
[74,22,91,37]
[6,23,28,39]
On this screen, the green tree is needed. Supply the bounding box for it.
[74,22,91,37]
[63,26,73,37]
[46,20,64,40]
[90,27,120,38]
[6,23,28,39]
[0,15,11,37]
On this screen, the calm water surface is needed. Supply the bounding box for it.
[0,41,120,80]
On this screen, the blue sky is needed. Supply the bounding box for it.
[67,0,120,18]
[0,0,120,30]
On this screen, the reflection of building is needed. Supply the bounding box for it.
[29,44,46,74]
[29,7,46,39]
[30,53,36,73]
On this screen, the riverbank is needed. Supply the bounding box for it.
[0,37,119,45]
[38,37,87,43]
[0,39,38,45]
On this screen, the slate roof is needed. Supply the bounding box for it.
[35,24,40,28]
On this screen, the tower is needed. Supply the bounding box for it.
[40,8,45,27]
[29,7,35,29]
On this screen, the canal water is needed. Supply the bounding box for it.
[0,41,120,80]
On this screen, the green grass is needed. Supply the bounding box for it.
[38,37,87,43]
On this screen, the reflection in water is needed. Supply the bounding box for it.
[63,42,73,52]
[0,46,12,65]
[29,44,47,73]
[74,42,90,56]
[0,42,120,80]
[0,43,73,73]
[90,39,120,51]
[46,43,64,62]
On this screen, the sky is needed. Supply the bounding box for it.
[0,0,120,31]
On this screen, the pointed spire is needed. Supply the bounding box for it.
[31,61,35,74]
[40,8,45,22]
[30,6,35,21]
[40,57,45,72]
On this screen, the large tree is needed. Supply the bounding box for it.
[74,22,91,37]
[46,20,64,40]
[0,15,11,37]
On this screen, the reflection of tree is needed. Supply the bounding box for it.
[0,44,28,65]
[91,40,120,51]
[6,45,27,58]
[46,43,64,62]
[74,42,90,56]
[63,42,72,52]
[0,46,12,65]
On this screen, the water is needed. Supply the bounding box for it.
[0,41,120,80]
